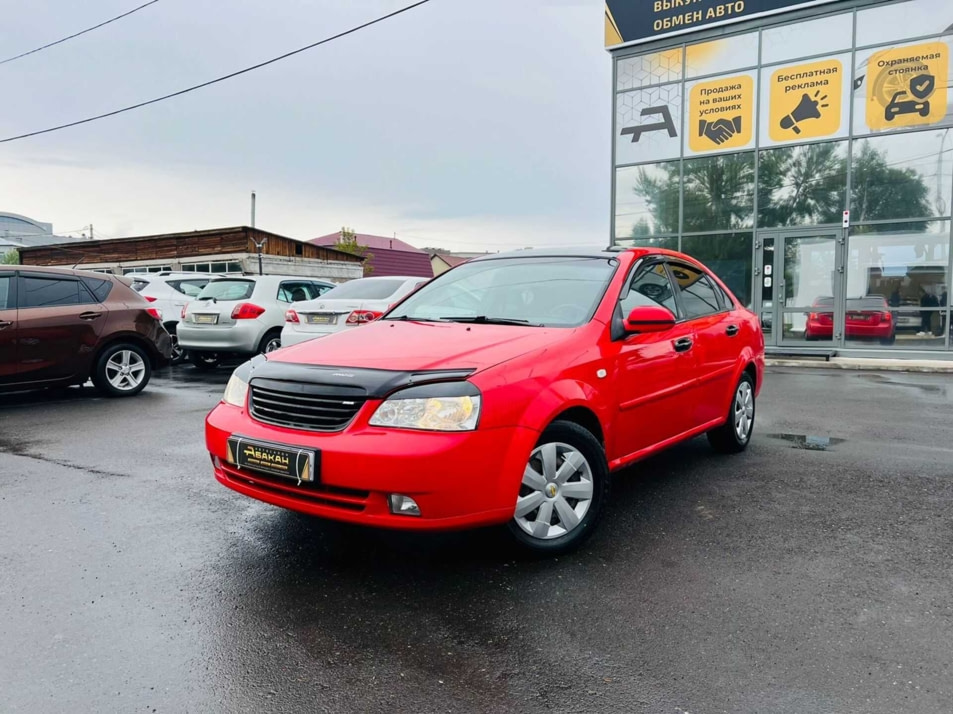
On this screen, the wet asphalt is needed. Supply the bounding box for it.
[1,365,951,714]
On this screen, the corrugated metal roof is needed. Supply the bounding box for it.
[311,233,433,278]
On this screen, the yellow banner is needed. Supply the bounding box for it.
[688,75,753,152]
[865,42,948,131]
[769,59,843,142]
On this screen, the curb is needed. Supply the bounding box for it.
[766,358,953,373]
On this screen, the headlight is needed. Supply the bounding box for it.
[222,372,249,408]
[221,357,261,408]
[369,383,481,431]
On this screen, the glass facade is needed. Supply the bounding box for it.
[611,0,953,354]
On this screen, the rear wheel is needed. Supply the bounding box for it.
[258,329,282,354]
[507,420,609,555]
[92,343,152,397]
[189,351,221,370]
[707,372,756,454]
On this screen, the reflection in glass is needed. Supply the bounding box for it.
[681,153,755,231]
[846,222,950,347]
[761,12,853,65]
[855,0,953,47]
[758,142,847,227]
[616,85,684,165]
[684,32,758,79]
[681,233,753,307]
[780,235,837,342]
[615,163,680,237]
[850,133,953,224]
[617,49,683,91]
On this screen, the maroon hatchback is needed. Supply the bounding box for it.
[0,266,172,397]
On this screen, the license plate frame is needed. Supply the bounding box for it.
[226,436,319,483]
[194,314,219,325]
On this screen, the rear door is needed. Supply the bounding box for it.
[16,273,107,384]
[0,271,17,384]
[667,261,738,427]
[609,260,699,458]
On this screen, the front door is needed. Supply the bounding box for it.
[0,271,16,384]
[757,231,840,346]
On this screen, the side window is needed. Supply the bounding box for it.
[277,282,312,303]
[0,274,13,310]
[82,277,113,302]
[669,263,722,319]
[311,282,333,296]
[622,263,678,316]
[20,276,86,308]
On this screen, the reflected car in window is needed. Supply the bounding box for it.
[805,296,896,344]
[205,247,765,555]
[0,266,172,397]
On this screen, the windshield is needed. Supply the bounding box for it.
[320,279,408,300]
[198,279,255,301]
[386,257,618,327]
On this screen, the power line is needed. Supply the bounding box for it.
[0,1,160,67]
[0,0,433,144]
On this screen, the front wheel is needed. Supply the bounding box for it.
[92,343,152,397]
[506,420,609,555]
[707,372,756,454]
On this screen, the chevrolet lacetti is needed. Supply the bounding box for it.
[205,247,765,554]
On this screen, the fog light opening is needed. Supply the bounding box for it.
[388,494,421,517]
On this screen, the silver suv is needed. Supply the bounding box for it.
[128,272,212,364]
[177,275,334,369]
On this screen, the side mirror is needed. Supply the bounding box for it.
[624,305,677,334]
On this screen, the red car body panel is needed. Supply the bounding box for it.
[206,248,764,531]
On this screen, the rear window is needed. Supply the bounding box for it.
[197,279,255,301]
[82,277,113,302]
[131,279,150,293]
[168,279,209,297]
[320,279,406,300]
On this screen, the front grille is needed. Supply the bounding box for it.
[249,378,367,432]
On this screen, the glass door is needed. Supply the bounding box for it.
[776,232,840,345]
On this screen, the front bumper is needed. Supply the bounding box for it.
[178,321,263,354]
[206,402,538,531]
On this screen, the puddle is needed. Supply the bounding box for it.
[767,433,846,451]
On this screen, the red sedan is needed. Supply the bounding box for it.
[206,247,764,554]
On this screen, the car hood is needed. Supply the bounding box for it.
[269,320,578,372]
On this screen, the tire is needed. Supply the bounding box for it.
[189,351,221,370]
[92,343,152,398]
[506,420,609,555]
[880,333,897,346]
[707,372,756,454]
[165,323,186,365]
[258,329,282,355]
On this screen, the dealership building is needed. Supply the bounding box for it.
[606,0,952,357]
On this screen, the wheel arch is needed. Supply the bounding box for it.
[93,333,161,369]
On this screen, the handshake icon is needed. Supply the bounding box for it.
[698,116,743,145]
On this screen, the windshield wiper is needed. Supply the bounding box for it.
[438,315,536,326]
[381,315,447,322]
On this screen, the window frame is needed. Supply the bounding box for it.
[17,273,97,309]
[665,260,730,321]
[0,271,17,311]
[618,257,682,320]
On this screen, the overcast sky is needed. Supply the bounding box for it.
[0,0,611,251]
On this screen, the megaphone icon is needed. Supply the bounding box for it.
[780,91,829,134]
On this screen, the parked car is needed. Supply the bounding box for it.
[205,247,764,555]
[281,276,430,347]
[0,266,172,397]
[177,275,335,369]
[805,295,896,344]
[127,272,212,364]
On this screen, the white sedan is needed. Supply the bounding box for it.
[280,276,430,347]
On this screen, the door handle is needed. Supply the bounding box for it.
[673,337,693,353]
[79,312,102,321]
[0,320,12,330]
[725,324,739,337]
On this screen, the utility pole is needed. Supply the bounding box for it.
[251,191,256,228]
[89,224,94,240]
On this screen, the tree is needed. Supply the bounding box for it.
[1,249,19,265]
[333,227,374,275]
[850,140,933,231]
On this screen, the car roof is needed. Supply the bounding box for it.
[5,265,123,281]
[468,246,685,263]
